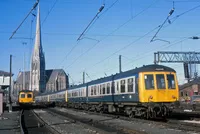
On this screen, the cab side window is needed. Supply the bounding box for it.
[144,74,154,90]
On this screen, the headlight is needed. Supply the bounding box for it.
[149,95,153,99]
[172,95,176,99]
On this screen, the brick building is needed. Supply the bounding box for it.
[179,78,200,101]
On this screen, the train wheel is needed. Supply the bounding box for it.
[128,112,134,118]
[99,108,104,114]
[145,111,150,120]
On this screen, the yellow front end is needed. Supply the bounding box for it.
[19,92,34,104]
[139,72,179,103]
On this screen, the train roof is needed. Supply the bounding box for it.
[19,90,33,93]
[68,64,175,88]
[88,64,175,85]
[36,64,175,93]
[38,89,67,96]
[68,83,87,90]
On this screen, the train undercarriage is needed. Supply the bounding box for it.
[50,101,177,119]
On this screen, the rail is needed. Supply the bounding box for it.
[19,109,25,134]
[19,108,60,134]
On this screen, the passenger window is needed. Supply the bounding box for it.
[21,94,25,98]
[156,74,166,89]
[91,87,93,95]
[97,86,99,95]
[79,90,81,97]
[94,86,96,95]
[27,94,32,98]
[120,80,125,93]
[107,83,110,94]
[112,82,115,93]
[82,89,85,96]
[103,84,106,94]
[167,74,175,89]
[100,85,102,94]
[116,82,119,93]
[128,78,133,92]
[144,74,154,90]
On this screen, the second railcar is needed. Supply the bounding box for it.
[18,90,34,107]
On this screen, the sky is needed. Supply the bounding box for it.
[1,0,200,85]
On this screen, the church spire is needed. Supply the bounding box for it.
[30,4,46,93]
[34,4,43,56]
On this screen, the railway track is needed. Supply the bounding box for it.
[46,108,144,134]
[48,107,200,133]
[20,108,60,134]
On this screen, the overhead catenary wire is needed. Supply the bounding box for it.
[56,41,80,69]
[84,0,119,35]
[42,0,58,25]
[86,73,92,81]
[150,7,175,42]
[86,25,160,70]
[167,3,200,25]
[9,0,39,40]
[77,4,105,41]
[165,0,200,3]
[87,31,200,79]
[57,0,120,69]
[56,0,120,69]
[30,0,59,44]
[0,31,193,39]
[63,0,159,71]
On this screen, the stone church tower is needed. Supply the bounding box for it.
[29,5,46,93]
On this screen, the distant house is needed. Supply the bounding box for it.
[179,78,200,101]
[13,69,69,95]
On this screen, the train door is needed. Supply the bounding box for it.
[65,90,68,102]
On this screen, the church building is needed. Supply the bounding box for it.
[13,5,69,94]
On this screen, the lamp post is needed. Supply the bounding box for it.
[9,55,12,112]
